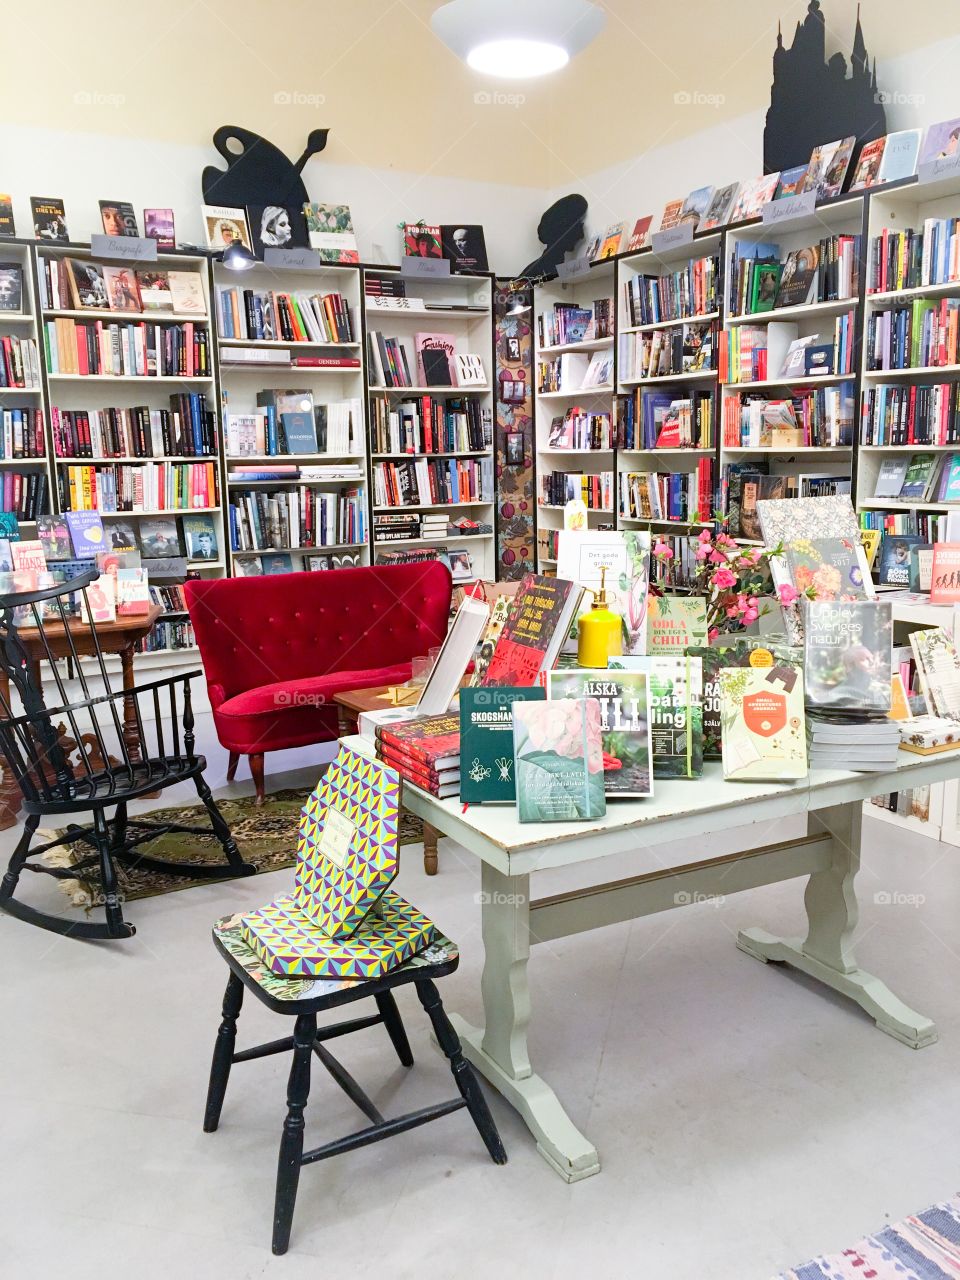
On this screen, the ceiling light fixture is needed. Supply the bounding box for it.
[431,0,605,80]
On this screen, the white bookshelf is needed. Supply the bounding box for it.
[363,268,495,580]
[533,258,616,569]
[0,241,51,532]
[214,258,369,576]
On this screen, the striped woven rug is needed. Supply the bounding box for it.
[777,1196,960,1279]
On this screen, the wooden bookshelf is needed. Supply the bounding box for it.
[362,268,496,579]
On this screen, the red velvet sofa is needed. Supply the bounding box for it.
[185,562,453,803]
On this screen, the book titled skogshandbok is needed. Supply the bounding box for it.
[512,698,606,822]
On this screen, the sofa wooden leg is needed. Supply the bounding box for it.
[423,822,439,876]
[250,754,265,806]
[226,751,240,783]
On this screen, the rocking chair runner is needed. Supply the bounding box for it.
[0,571,255,940]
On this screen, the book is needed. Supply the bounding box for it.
[202,205,253,252]
[686,640,799,760]
[404,224,442,258]
[378,713,460,772]
[0,195,15,238]
[679,186,714,230]
[182,514,219,561]
[136,269,174,312]
[646,594,707,653]
[0,513,20,541]
[939,454,960,503]
[469,594,513,686]
[454,353,486,387]
[143,208,176,250]
[877,129,922,184]
[65,258,109,309]
[908,627,960,719]
[115,567,151,616]
[729,174,780,223]
[899,453,939,500]
[803,600,893,712]
[718,661,807,781]
[102,266,141,312]
[247,204,308,258]
[596,222,625,259]
[929,543,960,604]
[31,197,68,241]
[849,138,886,191]
[512,698,606,822]
[909,544,933,593]
[0,263,22,313]
[606,655,704,780]
[919,117,960,167]
[802,136,855,199]
[548,669,654,796]
[749,263,781,312]
[877,533,926,587]
[459,685,546,803]
[557,528,650,655]
[99,201,139,237]
[873,457,911,498]
[80,573,117,625]
[781,535,868,600]
[700,183,740,230]
[10,539,45,577]
[440,224,488,272]
[36,515,71,560]
[65,511,106,559]
[659,199,683,230]
[416,595,489,717]
[626,216,653,250]
[304,203,360,262]
[774,246,819,308]
[167,271,205,315]
[481,573,583,687]
[415,332,456,386]
[139,518,182,558]
[774,164,809,199]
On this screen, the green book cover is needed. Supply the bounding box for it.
[459,685,545,803]
[607,655,704,777]
[687,641,802,760]
[646,594,708,653]
[547,669,653,797]
[512,698,606,823]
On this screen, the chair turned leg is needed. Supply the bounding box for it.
[375,990,414,1067]
[93,808,133,939]
[273,1012,316,1256]
[226,751,240,782]
[203,972,244,1133]
[249,754,266,807]
[193,773,256,876]
[0,812,39,908]
[415,979,507,1165]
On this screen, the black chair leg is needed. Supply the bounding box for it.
[415,979,507,1165]
[375,990,414,1067]
[192,773,256,876]
[204,973,244,1133]
[0,812,39,907]
[93,808,133,939]
[273,1012,316,1256]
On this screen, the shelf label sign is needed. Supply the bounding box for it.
[263,246,324,270]
[917,153,960,185]
[651,223,694,253]
[762,191,817,225]
[90,234,158,262]
[557,256,593,281]
[400,255,451,278]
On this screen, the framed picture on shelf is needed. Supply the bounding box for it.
[446,549,474,582]
[262,553,294,575]
[236,558,262,576]
[506,337,521,362]
[306,555,331,571]
[506,432,524,465]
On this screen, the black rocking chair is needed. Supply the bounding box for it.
[0,571,255,940]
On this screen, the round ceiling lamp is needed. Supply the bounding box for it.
[431,0,605,80]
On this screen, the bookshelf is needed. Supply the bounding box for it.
[362,268,496,580]
[533,258,616,568]
[614,233,721,551]
[213,258,368,576]
[33,242,220,659]
[0,241,51,535]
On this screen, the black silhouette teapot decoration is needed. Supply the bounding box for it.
[201,126,330,233]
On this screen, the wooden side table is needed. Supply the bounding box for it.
[332,684,442,876]
[0,605,165,829]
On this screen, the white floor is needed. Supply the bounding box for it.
[1,713,959,1279]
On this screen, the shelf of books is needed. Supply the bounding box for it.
[33,242,220,658]
[214,258,368,577]
[718,198,862,544]
[363,268,495,581]
[614,235,719,562]
[0,245,51,539]
[534,259,616,568]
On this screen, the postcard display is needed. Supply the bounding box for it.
[239,746,435,978]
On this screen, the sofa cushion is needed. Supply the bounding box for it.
[211,663,414,754]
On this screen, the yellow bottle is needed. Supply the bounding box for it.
[577,566,623,668]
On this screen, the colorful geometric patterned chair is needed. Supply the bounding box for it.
[203,748,506,1254]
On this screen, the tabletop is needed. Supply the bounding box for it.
[342,734,960,875]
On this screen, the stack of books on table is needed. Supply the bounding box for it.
[374,714,461,798]
[804,599,900,771]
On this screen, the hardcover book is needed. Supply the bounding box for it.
[908,627,960,720]
[304,203,360,262]
[548,669,653,796]
[102,266,141,312]
[182,514,218,561]
[802,136,855,199]
[659,199,683,230]
[929,543,960,604]
[0,195,15,238]
[877,534,926,588]
[99,200,139,237]
[850,138,886,190]
[247,204,308,258]
[167,271,205,315]
[36,516,71,561]
[700,183,740,230]
[115,567,151,616]
[919,116,960,167]
[718,662,807,782]
[481,573,583,687]
[202,205,253,252]
[0,264,22,312]
[774,246,819,308]
[377,713,461,772]
[139,518,181,558]
[782,536,867,601]
[65,258,108,309]
[596,222,625,259]
[512,698,606,823]
[459,685,546,803]
[686,641,800,760]
[774,164,809,199]
[627,216,653,250]
[469,594,513,686]
[646,594,707,653]
[80,573,117,625]
[404,223,442,258]
[604,655,704,780]
[679,186,714,229]
[10,540,45,578]
[557,528,650,655]
[415,332,456,386]
[136,270,174,312]
[143,208,176,250]
[65,511,106,559]
[803,600,893,712]
[877,129,922,184]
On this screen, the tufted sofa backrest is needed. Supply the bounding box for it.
[185,562,453,703]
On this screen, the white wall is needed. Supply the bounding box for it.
[0,123,545,278]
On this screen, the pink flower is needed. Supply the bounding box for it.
[698,529,713,543]
[777,584,799,607]
[743,607,759,624]
[726,605,739,619]
[708,627,720,642]
[708,549,727,564]
[694,544,709,560]
[712,567,737,589]
[653,541,674,559]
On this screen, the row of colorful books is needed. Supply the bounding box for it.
[619,460,714,524]
[0,336,40,388]
[722,385,855,449]
[873,452,960,504]
[367,331,486,390]
[372,457,490,509]
[215,287,354,344]
[228,486,365,552]
[0,408,45,459]
[43,319,211,378]
[615,390,714,451]
[864,299,960,371]
[52,398,217,459]
[369,394,488,456]
[0,471,47,521]
[545,407,613,452]
[861,382,960,447]
[622,256,719,328]
[536,299,613,348]
[619,322,714,381]
[224,398,362,458]
[57,461,219,513]
[868,221,960,294]
[38,257,205,315]
[540,470,614,512]
[727,235,860,316]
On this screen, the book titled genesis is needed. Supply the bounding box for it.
[547,670,653,797]
[512,698,606,823]
[803,600,893,712]
[718,662,807,782]
[459,685,545,804]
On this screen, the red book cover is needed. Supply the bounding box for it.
[377,713,460,771]
[377,745,459,788]
[480,572,578,688]
[291,356,361,368]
